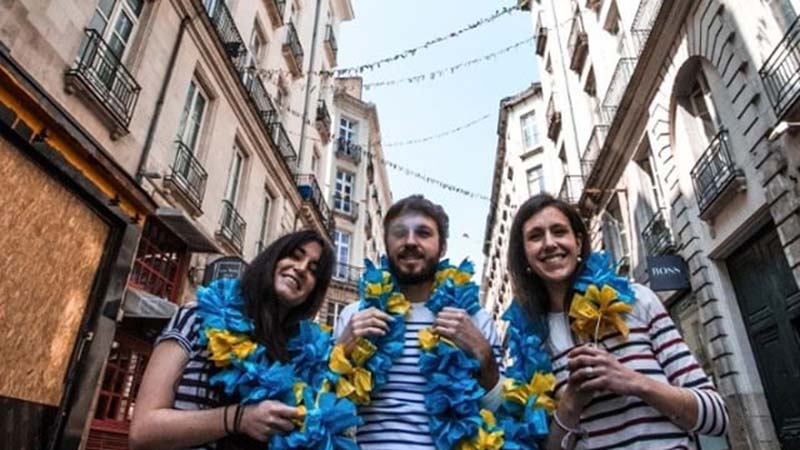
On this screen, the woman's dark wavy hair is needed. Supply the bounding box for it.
[239,229,333,362]
[507,194,591,324]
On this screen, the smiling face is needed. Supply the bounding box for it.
[385,213,445,285]
[273,240,323,310]
[522,206,583,291]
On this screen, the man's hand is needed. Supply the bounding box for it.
[433,307,499,390]
[336,307,393,353]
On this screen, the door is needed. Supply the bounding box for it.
[727,225,800,449]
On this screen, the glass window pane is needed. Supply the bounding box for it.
[126,0,143,16]
[98,0,116,17]
[88,14,109,34]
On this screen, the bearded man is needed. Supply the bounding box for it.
[334,195,503,449]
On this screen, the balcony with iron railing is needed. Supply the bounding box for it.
[316,99,331,141]
[535,11,548,56]
[266,0,286,28]
[641,209,676,256]
[601,57,637,125]
[65,28,141,137]
[559,175,584,206]
[164,141,208,213]
[202,0,247,67]
[217,200,246,253]
[324,25,338,65]
[546,94,562,141]
[690,130,746,220]
[336,137,363,163]
[333,195,359,221]
[243,73,277,129]
[283,22,304,76]
[267,119,298,170]
[296,174,333,233]
[580,124,608,184]
[568,13,588,72]
[333,262,362,287]
[630,0,663,55]
[759,15,800,120]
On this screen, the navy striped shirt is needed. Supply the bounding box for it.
[335,302,504,450]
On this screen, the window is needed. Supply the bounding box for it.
[224,145,245,205]
[602,198,630,267]
[176,80,208,151]
[128,219,188,302]
[686,71,721,144]
[256,192,272,253]
[526,165,545,196]
[339,117,358,143]
[86,0,144,59]
[242,22,267,86]
[333,230,351,279]
[325,300,347,327]
[312,148,320,179]
[334,170,355,214]
[520,112,540,149]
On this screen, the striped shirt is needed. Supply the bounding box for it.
[335,301,504,450]
[156,306,221,450]
[547,284,728,450]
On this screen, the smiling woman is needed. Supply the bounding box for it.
[129,230,335,450]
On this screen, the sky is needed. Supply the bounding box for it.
[336,0,540,273]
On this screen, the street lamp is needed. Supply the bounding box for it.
[767,121,800,141]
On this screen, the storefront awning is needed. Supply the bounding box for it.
[123,287,178,320]
[154,207,220,253]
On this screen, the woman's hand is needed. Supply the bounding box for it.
[238,400,302,442]
[567,344,645,397]
[337,307,393,352]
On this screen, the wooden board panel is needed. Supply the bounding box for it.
[0,135,109,406]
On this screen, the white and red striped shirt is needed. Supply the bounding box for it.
[547,284,728,450]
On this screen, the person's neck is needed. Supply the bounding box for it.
[400,280,435,303]
[546,281,571,313]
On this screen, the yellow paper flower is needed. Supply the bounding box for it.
[351,338,377,367]
[329,344,374,404]
[205,329,257,367]
[419,328,439,351]
[457,412,505,450]
[502,372,556,414]
[387,292,411,315]
[569,284,632,342]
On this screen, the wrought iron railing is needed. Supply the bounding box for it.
[219,200,246,252]
[581,125,608,181]
[641,209,675,256]
[316,99,331,130]
[202,0,247,68]
[333,263,362,286]
[690,130,743,214]
[630,0,663,54]
[336,138,363,163]
[168,141,208,209]
[535,11,548,56]
[267,120,298,168]
[546,94,561,140]
[568,13,588,72]
[267,0,286,26]
[284,22,304,72]
[559,175,584,205]
[66,28,141,130]
[601,58,637,125]
[333,195,359,219]
[244,75,277,129]
[325,25,338,63]
[759,15,800,119]
[296,174,333,232]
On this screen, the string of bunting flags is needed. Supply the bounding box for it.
[284,128,491,202]
[363,37,534,89]
[332,4,520,75]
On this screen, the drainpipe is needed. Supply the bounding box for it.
[297,0,324,170]
[549,0,582,177]
[135,15,193,183]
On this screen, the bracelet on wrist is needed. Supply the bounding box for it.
[553,409,587,450]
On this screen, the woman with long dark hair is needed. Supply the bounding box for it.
[506,194,728,449]
[130,229,334,450]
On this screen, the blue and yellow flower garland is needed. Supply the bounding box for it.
[330,258,503,450]
[496,251,636,448]
[195,278,362,450]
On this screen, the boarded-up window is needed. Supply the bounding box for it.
[0,135,110,407]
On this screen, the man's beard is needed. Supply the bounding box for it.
[387,251,439,285]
